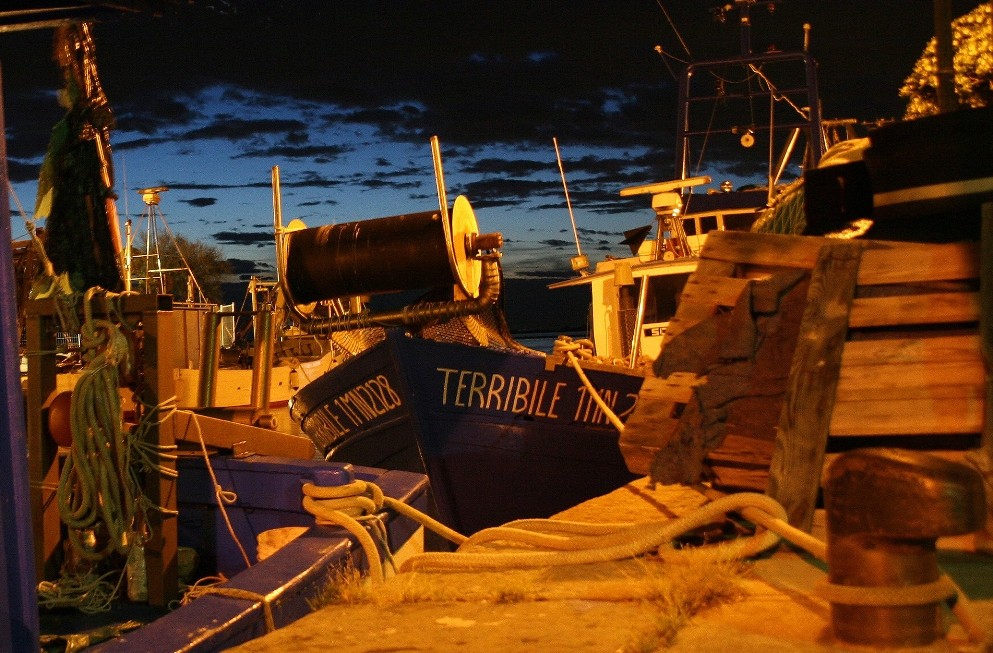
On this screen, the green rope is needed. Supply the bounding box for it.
[57,296,135,560]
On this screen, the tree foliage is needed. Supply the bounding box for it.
[153,234,231,304]
[900,3,993,119]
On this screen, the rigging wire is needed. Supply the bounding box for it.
[652,45,680,82]
[655,0,692,60]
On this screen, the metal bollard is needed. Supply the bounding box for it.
[823,448,986,647]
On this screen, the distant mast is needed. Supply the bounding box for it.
[553,137,589,275]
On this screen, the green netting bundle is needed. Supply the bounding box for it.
[35,22,123,293]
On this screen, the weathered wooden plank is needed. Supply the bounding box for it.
[617,373,699,475]
[141,308,179,607]
[706,466,769,493]
[767,240,864,530]
[172,410,317,459]
[830,388,984,436]
[704,433,774,467]
[858,241,980,285]
[699,230,829,269]
[840,334,981,366]
[847,291,979,328]
[834,360,985,399]
[661,275,751,345]
[977,200,993,552]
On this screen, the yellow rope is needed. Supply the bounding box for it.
[184,586,277,633]
[399,492,784,573]
[814,575,957,606]
[301,481,397,584]
[367,481,986,649]
[553,335,628,432]
[174,409,253,570]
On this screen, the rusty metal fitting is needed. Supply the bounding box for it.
[466,231,503,254]
[823,448,986,647]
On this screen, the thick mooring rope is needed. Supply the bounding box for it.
[301,480,399,584]
[314,478,986,649]
[399,492,785,573]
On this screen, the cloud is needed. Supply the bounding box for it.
[181,197,217,208]
[3,0,974,309]
[226,257,268,276]
[212,230,272,246]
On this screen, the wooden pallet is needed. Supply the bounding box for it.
[619,227,990,530]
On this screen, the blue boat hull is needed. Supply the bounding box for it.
[291,329,645,535]
[86,457,427,652]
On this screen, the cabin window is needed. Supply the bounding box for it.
[642,272,691,324]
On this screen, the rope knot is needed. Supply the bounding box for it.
[300,479,392,584]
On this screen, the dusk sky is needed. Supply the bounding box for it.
[1,1,984,288]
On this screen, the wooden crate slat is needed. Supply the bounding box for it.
[840,334,981,366]
[848,291,979,328]
[835,361,985,399]
[858,241,980,285]
[699,230,828,269]
[704,434,774,467]
[707,466,769,493]
[830,391,984,436]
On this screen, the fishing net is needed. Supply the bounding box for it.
[35,23,123,293]
[750,179,806,236]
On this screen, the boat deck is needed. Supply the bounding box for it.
[226,477,993,653]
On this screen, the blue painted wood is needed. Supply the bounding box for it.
[92,461,427,652]
[0,62,41,653]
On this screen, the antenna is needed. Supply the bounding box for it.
[552,137,588,275]
[129,186,206,302]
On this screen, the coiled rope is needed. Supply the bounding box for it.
[301,480,404,584]
[399,492,785,573]
[44,289,184,613]
[57,288,137,560]
[309,476,985,649]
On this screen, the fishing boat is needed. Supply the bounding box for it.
[270,132,647,534]
[284,5,841,534]
[56,455,429,653]
[550,4,832,364]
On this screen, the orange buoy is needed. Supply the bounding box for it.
[47,390,74,447]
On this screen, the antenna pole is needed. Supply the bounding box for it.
[271,165,283,284]
[552,136,588,270]
[430,135,450,224]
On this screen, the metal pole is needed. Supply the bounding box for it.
[933,0,956,113]
[196,312,222,407]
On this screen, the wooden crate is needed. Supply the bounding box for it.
[619,229,988,530]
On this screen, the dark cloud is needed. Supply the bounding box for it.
[181,197,218,208]
[212,230,272,246]
[226,257,267,275]
[181,117,308,142]
[7,0,970,163]
[2,0,984,289]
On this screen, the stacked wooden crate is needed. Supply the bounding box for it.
[619,228,988,531]
[767,234,983,529]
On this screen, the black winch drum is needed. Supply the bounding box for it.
[281,194,481,306]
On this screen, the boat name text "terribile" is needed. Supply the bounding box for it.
[436,367,638,424]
